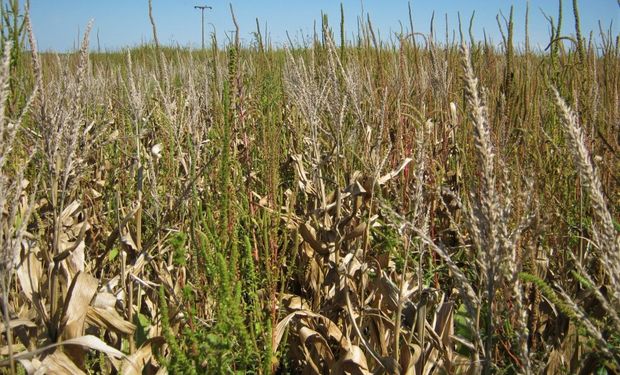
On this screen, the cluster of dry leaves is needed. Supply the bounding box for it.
[269,157,473,374]
[1,3,618,374]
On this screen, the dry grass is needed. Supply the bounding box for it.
[0,2,618,374]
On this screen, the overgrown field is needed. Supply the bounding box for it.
[0,2,619,374]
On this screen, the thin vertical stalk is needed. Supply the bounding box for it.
[525,1,530,55]
[148,0,160,50]
[554,0,563,59]
[1,275,15,375]
[572,0,585,64]
[340,3,345,63]
[468,11,476,47]
[131,118,143,356]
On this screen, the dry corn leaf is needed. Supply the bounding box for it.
[377,157,412,185]
[343,221,367,242]
[344,179,367,197]
[0,318,37,332]
[281,293,310,311]
[374,273,401,311]
[2,335,127,369]
[16,358,40,375]
[274,311,301,352]
[56,200,89,279]
[38,351,86,375]
[65,334,126,359]
[365,315,389,357]
[290,154,310,186]
[1,343,26,356]
[400,343,422,375]
[59,272,98,368]
[59,200,81,227]
[331,345,371,375]
[274,309,351,354]
[112,251,149,285]
[450,353,476,374]
[92,292,118,309]
[299,222,329,256]
[298,325,334,370]
[545,349,565,375]
[61,238,86,277]
[121,228,138,252]
[303,257,324,302]
[61,272,99,340]
[89,187,102,199]
[251,191,270,207]
[16,352,81,375]
[86,306,136,335]
[121,336,165,375]
[419,296,448,361]
[433,301,454,352]
[16,240,42,302]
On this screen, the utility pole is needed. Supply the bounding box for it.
[194,5,212,49]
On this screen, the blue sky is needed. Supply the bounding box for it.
[29,0,619,52]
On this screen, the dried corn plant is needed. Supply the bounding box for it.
[0,40,37,375]
[0,1,618,374]
[0,10,137,374]
[275,30,478,374]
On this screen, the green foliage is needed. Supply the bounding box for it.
[159,286,196,374]
[169,232,188,267]
[134,312,151,347]
[0,0,25,71]
[519,272,578,321]
[174,235,262,373]
[454,303,475,356]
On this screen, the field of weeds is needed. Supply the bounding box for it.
[0,1,618,374]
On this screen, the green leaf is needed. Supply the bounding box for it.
[135,312,151,346]
[454,303,474,355]
[108,247,119,262]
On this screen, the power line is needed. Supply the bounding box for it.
[194,4,212,49]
